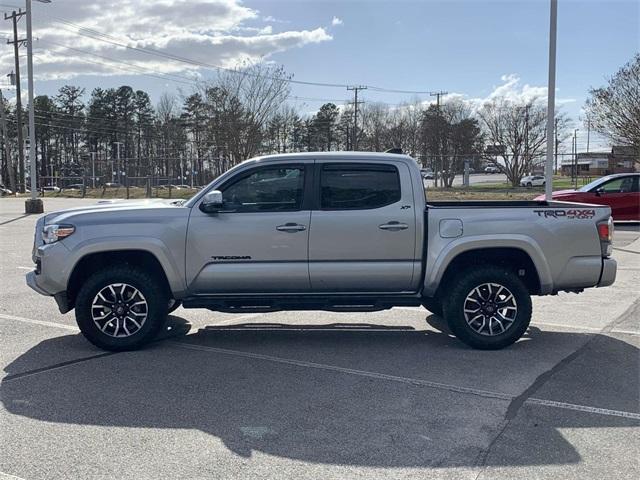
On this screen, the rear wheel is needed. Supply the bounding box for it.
[75,265,168,351]
[527,182,533,187]
[443,266,532,350]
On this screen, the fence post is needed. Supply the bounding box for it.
[82,176,86,198]
[126,174,130,200]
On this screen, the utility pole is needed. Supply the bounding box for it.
[347,85,366,151]
[524,104,530,174]
[90,151,96,188]
[114,141,124,184]
[573,129,578,189]
[430,91,448,187]
[6,8,26,193]
[586,116,591,153]
[0,89,16,192]
[544,0,557,200]
[554,117,559,174]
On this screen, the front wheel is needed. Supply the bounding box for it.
[442,266,532,350]
[527,182,533,187]
[75,265,169,351]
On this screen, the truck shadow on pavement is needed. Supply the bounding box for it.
[1,315,639,469]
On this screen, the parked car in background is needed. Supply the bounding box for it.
[65,184,85,191]
[42,186,61,193]
[420,169,434,179]
[0,184,13,196]
[484,166,500,174]
[176,185,192,189]
[535,173,639,221]
[104,182,123,188]
[520,175,546,187]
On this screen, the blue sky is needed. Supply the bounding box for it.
[1,0,638,150]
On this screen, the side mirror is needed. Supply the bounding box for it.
[200,190,223,213]
[595,188,604,197]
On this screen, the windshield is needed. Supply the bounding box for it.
[578,176,614,192]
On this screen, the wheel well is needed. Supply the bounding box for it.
[438,247,541,295]
[67,250,171,309]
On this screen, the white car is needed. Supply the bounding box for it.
[520,175,546,187]
[42,186,61,193]
[484,166,500,174]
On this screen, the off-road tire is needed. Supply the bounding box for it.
[442,265,532,350]
[75,265,168,351]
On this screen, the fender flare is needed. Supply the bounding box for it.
[66,236,187,297]
[423,235,553,297]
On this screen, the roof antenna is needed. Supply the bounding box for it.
[385,148,403,154]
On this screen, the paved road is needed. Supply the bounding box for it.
[1,198,639,480]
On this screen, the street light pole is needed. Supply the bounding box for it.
[24,0,51,213]
[544,0,557,201]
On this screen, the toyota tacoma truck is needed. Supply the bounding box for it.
[27,152,617,351]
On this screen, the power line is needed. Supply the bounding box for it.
[34,13,442,94]
[37,40,200,86]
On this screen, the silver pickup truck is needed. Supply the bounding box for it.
[27,152,617,351]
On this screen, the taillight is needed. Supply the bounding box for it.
[597,217,614,257]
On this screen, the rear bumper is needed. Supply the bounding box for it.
[597,258,617,288]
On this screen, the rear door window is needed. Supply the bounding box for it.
[320,164,401,210]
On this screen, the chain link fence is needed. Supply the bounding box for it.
[38,175,202,199]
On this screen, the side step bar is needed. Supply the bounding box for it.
[182,294,422,314]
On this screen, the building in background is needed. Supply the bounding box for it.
[560,146,639,176]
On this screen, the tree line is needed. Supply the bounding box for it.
[1,57,636,192]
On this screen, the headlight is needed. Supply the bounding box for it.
[42,224,75,244]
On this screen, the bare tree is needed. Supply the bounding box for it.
[478,100,548,187]
[585,54,640,161]
[217,63,291,161]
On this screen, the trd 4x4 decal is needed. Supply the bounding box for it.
[534,209,596,219]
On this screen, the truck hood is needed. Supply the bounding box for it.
[43,199,185,225]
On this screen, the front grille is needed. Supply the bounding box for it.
[35,258,41,275]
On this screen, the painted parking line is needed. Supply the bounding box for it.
[3,312,639,420]
[170,341,514,401]
[526,398,640,420]
[533,321,640,336]
[0,313,78,331]
[0,471,27,480]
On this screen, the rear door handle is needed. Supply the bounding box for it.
[276,223,307,232]
[379,221,408,231]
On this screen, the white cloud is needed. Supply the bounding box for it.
[1,0,332,81]
[331,16,343,26]
[432,74,575,112]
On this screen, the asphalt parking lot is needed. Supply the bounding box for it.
[1,198,639,480]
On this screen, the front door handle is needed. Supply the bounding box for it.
[379,221,408,231]
[276,223,307,232]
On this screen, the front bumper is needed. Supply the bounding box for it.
[597,258,617,287]
[26,270,50,296]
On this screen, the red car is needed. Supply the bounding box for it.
[536,173,640,221]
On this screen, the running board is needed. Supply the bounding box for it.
[182,294,422,313]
